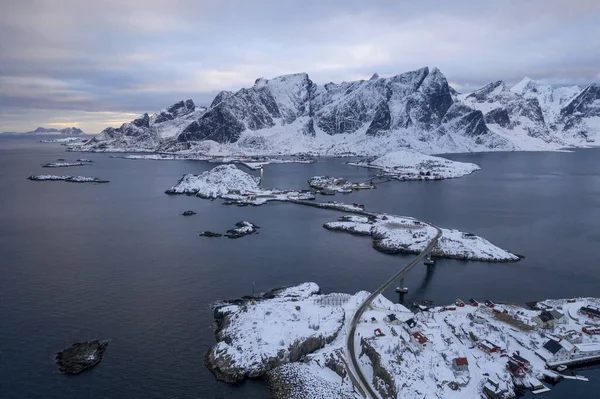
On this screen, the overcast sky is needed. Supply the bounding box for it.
[1,0,599,133]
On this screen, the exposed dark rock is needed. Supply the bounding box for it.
[225,221,259,239]
[442,103,489,137]
[360,337,398,399]
[199,231,222,237]
[485,108,511,127]
[181,210,197,216]
[56,340,108,374]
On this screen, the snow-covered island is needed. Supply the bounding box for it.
[199,221,260,239]
[207,283,600,398]
[165,164,517,260]
[42,161,88,168]
[349,149,480,181]
[324,214,520,262]
[308,176,375,194]
[27,175,109,183]
[166,164,314,205]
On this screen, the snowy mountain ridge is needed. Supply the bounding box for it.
[79,68,600,156]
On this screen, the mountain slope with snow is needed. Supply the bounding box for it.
[79,69,600,156]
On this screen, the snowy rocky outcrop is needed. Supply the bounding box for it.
[166,164,260,198]
[324,214,520,262]
[349,149,480,180]
[27,175,109,183]
[206,283,346,382]
[81,99,206,152]
[166,164,314,205]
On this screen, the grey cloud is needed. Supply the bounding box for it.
[1,0,599,132]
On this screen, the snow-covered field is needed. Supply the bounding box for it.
[324,214,519,262]
[348,149,480,180]
[208,283,600,398]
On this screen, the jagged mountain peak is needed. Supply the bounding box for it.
[370,73,379,81]
[466,80,507,101]
[511,77,536,93]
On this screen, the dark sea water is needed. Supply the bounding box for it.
[1,136,599,398]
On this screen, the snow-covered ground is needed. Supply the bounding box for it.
[324,214,519,262]
[348,149,480,180]
[27,175,109,183]
[208,283,600,398]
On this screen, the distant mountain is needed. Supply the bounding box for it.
[1,127,85,135]
[80,67,600,155]
[84,99,204,151]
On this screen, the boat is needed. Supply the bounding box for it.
[556,365,568,372]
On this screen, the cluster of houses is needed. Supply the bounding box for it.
[377,313,432,352]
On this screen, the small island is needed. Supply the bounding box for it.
[56,340,108,375]
[27,175,109,183]
[42,161,88,168]
[324,214,520,262]
[308,176,375,194]
[349,149,480,181]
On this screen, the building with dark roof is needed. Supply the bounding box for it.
[506,360,525,376]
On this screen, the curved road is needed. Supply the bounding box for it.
[345,222,442,398]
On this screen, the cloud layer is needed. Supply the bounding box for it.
[2,0,599,133]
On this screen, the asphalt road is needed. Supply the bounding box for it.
[345,222,442,398]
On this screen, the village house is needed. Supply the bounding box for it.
[582,326,600,335]
[411,332,429,351]
[533,310,561,329]
[536,339,575,364]
[384,313,401,325]
[579,306,600,320]
[510,353,531,370]
[506,360,526,377]
[452,357,469,373]
[477,339,502,354]
[483,378,507,399]
[561,329,583,343]
[549,310,565,324]
[403,318,418,333]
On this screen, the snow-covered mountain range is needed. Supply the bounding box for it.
[80,67,600,156]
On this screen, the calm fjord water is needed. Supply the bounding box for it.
[1,136,599,398]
